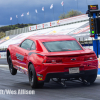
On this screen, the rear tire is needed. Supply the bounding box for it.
[28,64,44,88]
[28,64,38,88]
[88,74,97,83]
[82,74,97,84]
[8,56,17,75]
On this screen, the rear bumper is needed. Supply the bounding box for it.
[44,69,97,82]
[36,59,98,82]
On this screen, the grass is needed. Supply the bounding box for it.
[0,32,6,39]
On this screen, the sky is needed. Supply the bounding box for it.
[0,0,99,26]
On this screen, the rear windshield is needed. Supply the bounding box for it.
[43,40,82,52]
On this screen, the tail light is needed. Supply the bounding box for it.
[84,56,96,61]
[43,56,62,64]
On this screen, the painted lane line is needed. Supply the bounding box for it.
[0,65,8,67]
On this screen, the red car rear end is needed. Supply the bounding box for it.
[7,35,98,88]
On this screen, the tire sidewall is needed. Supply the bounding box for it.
[28,64,37,88]
[8,56,17,75]
[83,73,97,84]
[8,56,13,73]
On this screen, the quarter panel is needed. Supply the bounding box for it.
[27,53,45,72]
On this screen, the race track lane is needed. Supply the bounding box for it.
[0,58,7,65]
[0,66,100,100]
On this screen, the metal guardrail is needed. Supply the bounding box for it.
[5,19,89,36]
[5,27,29,36]
[0,48,7,52]
[79,37,93,46]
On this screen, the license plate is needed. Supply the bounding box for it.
[69,67,79,74]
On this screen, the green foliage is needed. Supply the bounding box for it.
[59,10,83,19]
[0,32,6,39]
[0,23,35,39]
[0,23,35,33]
[59,13,66,19]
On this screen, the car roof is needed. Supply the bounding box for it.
[27,35,76,42]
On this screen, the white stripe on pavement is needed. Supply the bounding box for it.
[0,65,8,67]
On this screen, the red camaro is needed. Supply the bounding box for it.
[7,35,98,88]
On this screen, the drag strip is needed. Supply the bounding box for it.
[0,58,7,65]
[0,66,100,100]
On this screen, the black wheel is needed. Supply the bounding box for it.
[28,64,44,88]
[28,64,37,88]
[82,74,97,84]
[88,74,97,83]
[8,56,17,75]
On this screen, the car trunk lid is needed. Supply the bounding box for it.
[42,50,96,63]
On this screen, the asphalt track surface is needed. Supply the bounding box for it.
[0,59,7,65]
[0,60,100,100]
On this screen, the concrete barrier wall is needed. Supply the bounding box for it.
[0,52,6,58]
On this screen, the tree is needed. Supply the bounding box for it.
[59,10,83,19]
[59,13,66,19]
